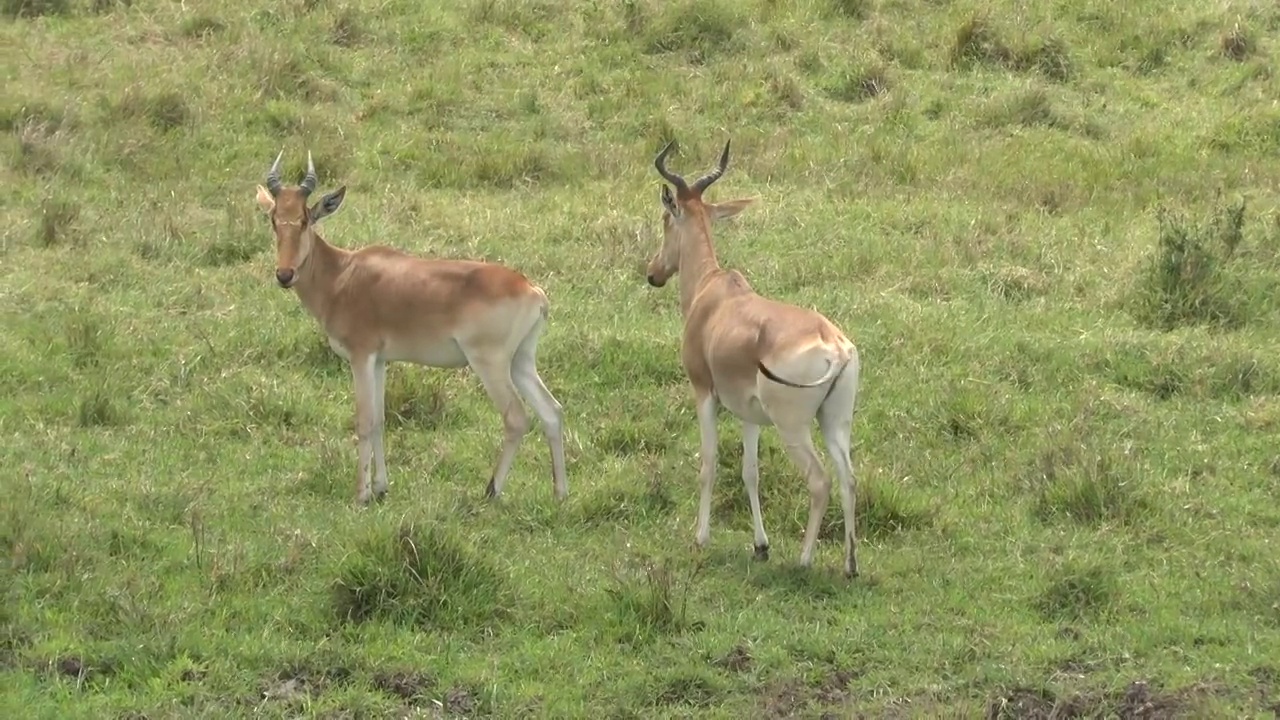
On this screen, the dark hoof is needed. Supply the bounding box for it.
[484,478,498,499]
[753,544,770,561]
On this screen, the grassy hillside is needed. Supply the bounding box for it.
[3,0,1280,717]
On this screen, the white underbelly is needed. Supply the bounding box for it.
[327,336,351,361]
[382,337,470,368]
[326,335,470,368]
[718,390,774,427]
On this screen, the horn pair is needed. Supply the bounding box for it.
[654,139,731,195]
[264,150,317,197]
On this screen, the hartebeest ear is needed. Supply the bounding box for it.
[255,185,276,214]
[660,183,679,218]
[309,185,347,224]
[708,198,755,221]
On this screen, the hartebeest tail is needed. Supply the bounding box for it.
[644,138,863,578]
[253,150,569,506]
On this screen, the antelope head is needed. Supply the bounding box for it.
[254,150,347,288]
[646,138,755,288]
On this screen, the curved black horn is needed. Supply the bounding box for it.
[654,140,688,191]
[299,151,318,196]
[265,150,284,196]
[691,140,731,194]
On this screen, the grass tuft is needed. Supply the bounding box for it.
[332,521,508,631]
[642,0,745,63]
[330,6,365,48]
[1030,441,1151,526]
[952,15,1073,81]
[1129,196,1248,330]
[64,316,108,368]
[605,555,702,644]
[1037,560,1119,621]
[11,115,70,176]
[1220,24,1255,62]
[577,476,675,526]
[112,88,191,131]
[89,0,131,13]
[854,481,934,539]
[35,197,79,248]
[823,61,891,103]
[2,0,69,17]
[77,390,125,428]
[383,370,451,429]
[824,0,871,20]
[178,15,225,40]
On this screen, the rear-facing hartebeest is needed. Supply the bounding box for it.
[645,139,863,578]
[253,151,568,506]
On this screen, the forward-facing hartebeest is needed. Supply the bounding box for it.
[253,151,568,506]
[645,139,863,577]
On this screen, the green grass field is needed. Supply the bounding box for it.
[4,0,1280,717]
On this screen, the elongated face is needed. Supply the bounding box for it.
[646,184,682,287]
[256,187,314,288]
[252,151,346,289]
[645,182,756,288]
[646,138,752,288]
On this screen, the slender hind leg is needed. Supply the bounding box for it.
[465,350,530,500]
[510,320,568,501]
[819,357,861,578]
[776,425,831,569]
[741,422,770,560]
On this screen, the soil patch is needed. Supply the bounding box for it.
[373,670,435,703]
[986,679,1220,719]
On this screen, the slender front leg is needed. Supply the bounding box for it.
[741,422,769,560]
[350,353,379,506]
[694,391,719,549]
[371,357,389,500]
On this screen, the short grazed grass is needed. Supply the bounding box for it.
[3,0,1280,717]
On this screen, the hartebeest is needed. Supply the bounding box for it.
[253,151,568,506]
[645,139,863,577]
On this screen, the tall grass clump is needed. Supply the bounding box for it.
[331,522,508,631]
[1030,442,1151,526]
[951,14,1073,81]
[3,0,70,17]
[641,0,745,62]
[1129,196,1247,330]
[1037,560,1119,621]
[605,555,702,644]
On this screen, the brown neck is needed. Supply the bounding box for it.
[291,231,350,324]
[677,209,721,317]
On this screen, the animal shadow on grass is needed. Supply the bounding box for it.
[745,560,881,601]
[691,542,876,599]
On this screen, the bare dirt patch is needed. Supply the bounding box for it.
[253,664,353,709]
[373,669,435,703]
[443,685,478,715]
[711,644,754,673]
[35,655,116,688]
[760,667,859,718]
[986,679,1222,719]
